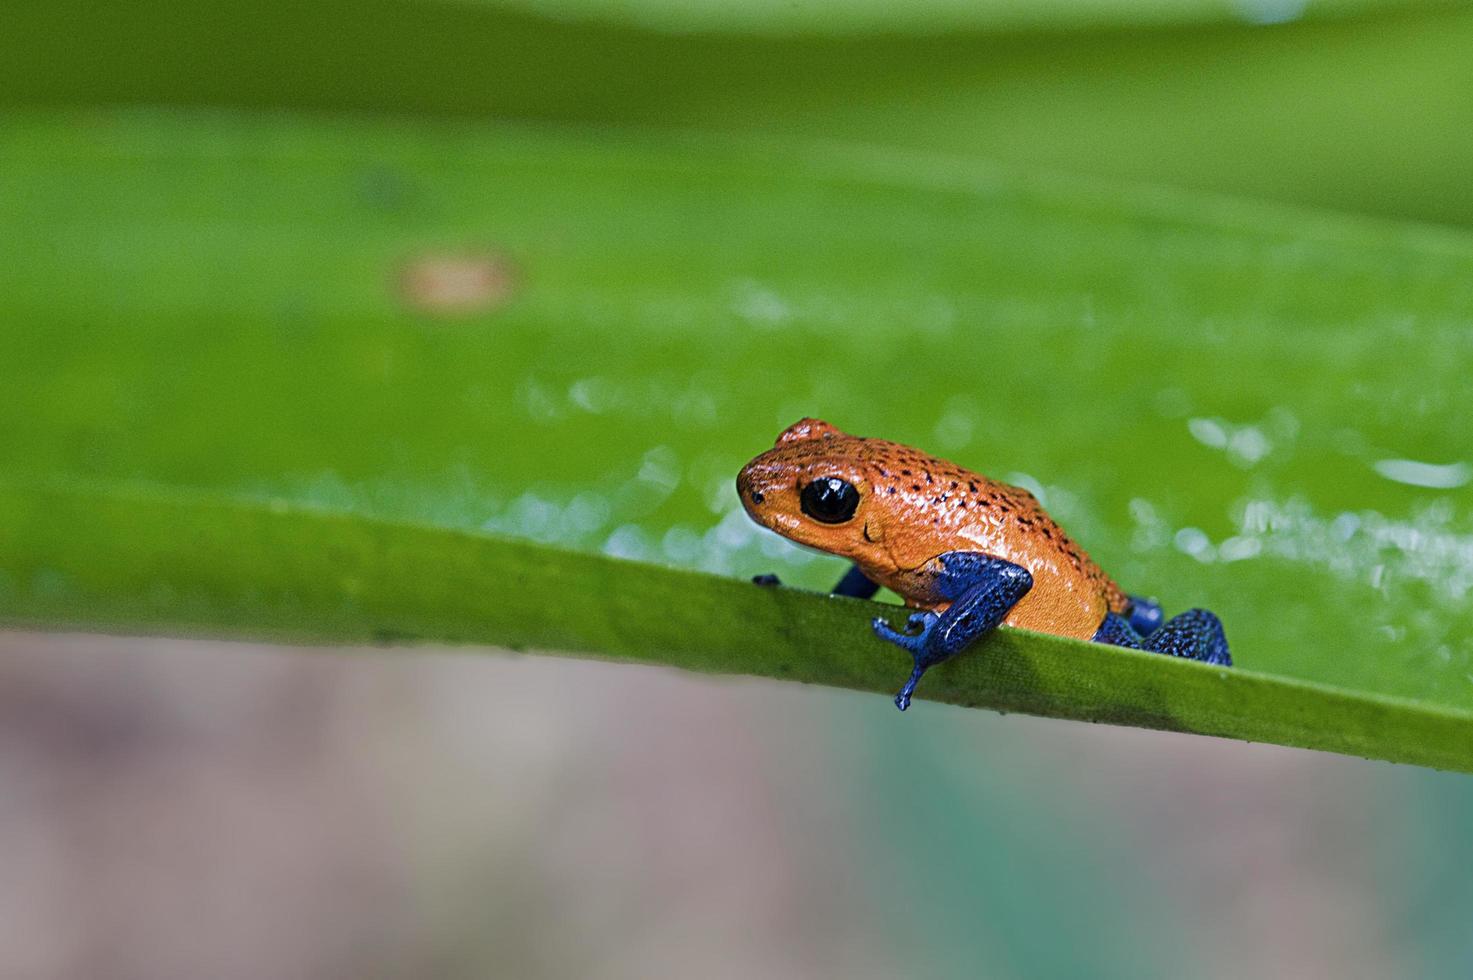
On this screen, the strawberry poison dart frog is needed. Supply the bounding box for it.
[738,418,1231,710]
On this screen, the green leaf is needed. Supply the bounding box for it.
[3,111,1473,769]
[4,479,1472,772]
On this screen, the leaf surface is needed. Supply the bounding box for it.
[3,114,1473,767]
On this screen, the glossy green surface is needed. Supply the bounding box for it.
[3,112,1472,767]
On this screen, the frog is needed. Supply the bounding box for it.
[737,418,1231,710]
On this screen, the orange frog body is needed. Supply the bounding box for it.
[737,418,1231,710]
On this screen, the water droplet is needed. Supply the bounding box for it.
[1187,417,1229,449]
[1173,527,1215,562]
[603,524,650,561]
[1372,458,1472,490]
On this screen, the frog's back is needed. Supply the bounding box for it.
[852,438,1129,639]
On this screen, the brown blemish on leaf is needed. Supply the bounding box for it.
[400,252,518,317]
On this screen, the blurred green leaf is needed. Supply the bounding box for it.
[5,1,1473,225]
[3,112,1473,768]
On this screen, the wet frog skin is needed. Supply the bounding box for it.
[738,418,1231,710]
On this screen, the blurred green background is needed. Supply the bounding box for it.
[4,0,1473,975]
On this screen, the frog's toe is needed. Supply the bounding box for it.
[906,611,939,634]
[871,614,902,641]
[872,614,924,653]
[894,663,927,712]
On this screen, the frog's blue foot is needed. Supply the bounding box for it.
[1146,608,1231,666]
[1094,608,1231,666]
[872,611,940,710]
[870,553,1033,711]
[1093,612,1143,649]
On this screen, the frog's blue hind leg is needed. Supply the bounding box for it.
[1094,608,1232,667]
[871,553,1033,711]
[1145,608,1231,666]
[1093,612,1144,649]
[1126,596,1163,637]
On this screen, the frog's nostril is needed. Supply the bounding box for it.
[750,490,765,505]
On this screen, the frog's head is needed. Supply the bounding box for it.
[737,418,894,567]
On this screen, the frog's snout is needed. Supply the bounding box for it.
[736,459,785,523]
[736,463,763,510]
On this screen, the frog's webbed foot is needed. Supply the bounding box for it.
[870,554,1032,711]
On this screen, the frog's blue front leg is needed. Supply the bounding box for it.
[832,564,880,599]
[871,553,1033,711]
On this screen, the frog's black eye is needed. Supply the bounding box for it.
[800,477,860,524]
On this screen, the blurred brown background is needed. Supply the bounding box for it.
[3,630,1456,979]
